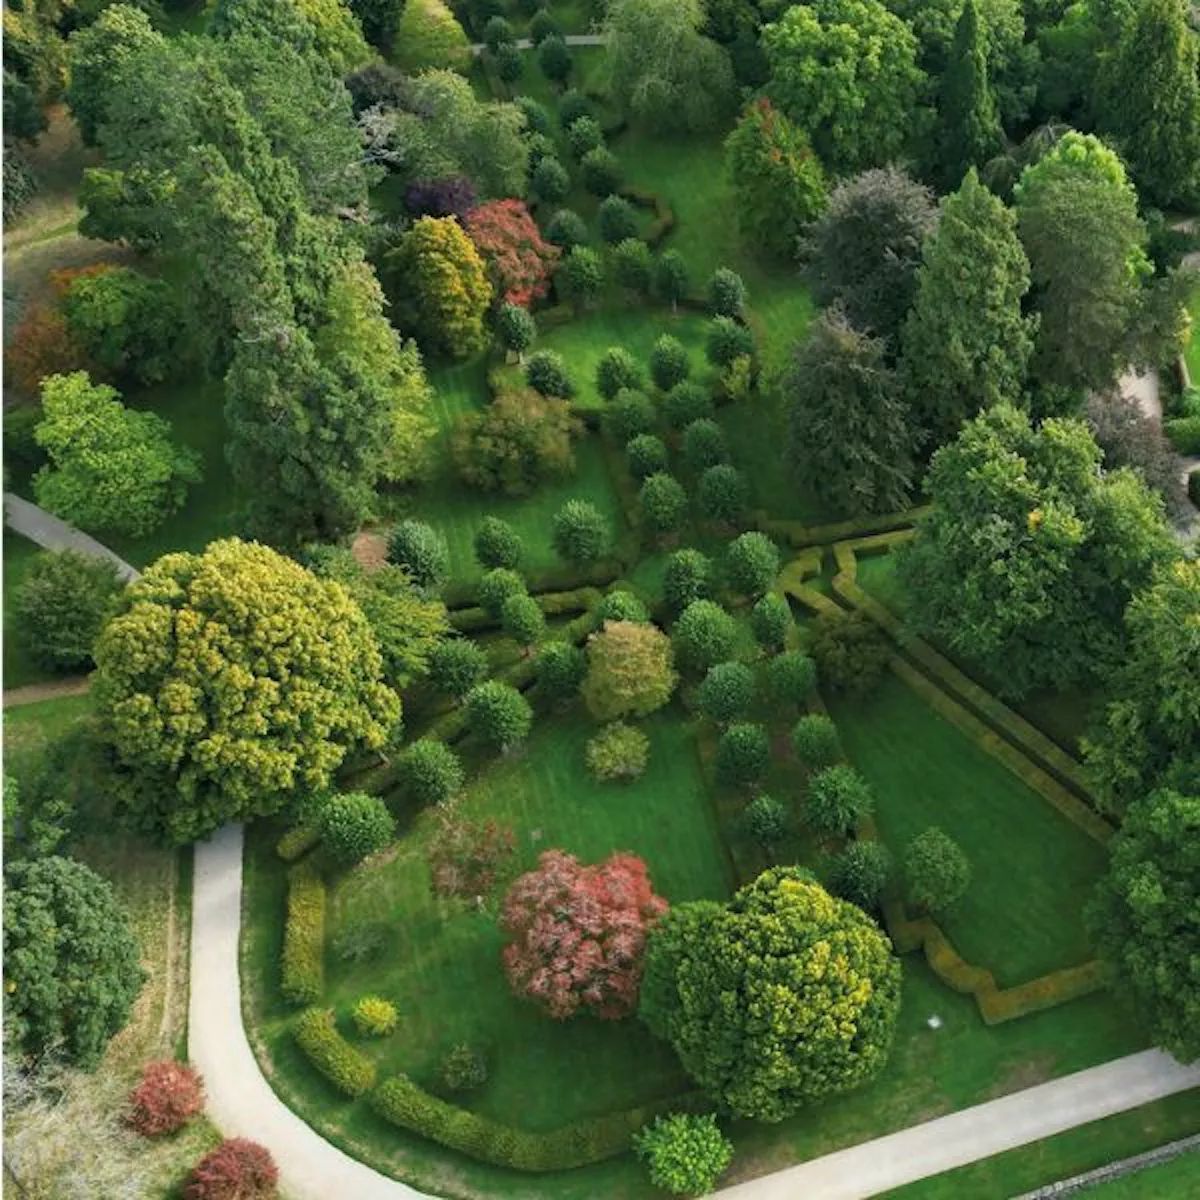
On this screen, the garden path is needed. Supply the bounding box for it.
[192,822,1200,1200]
[3,492,140,581]
[3,676,91,707]
[468,34,607,53]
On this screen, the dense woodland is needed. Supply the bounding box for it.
[2,0,1199,1196]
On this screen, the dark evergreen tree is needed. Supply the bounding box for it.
[935,0,1003,189]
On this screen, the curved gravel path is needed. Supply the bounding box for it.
[191,824,1200,1200]
[3,492,140,582]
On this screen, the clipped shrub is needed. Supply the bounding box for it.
[639,472,688,535]
[716,722,770,788]
[537,33,572,84]
[696,661,756,724]
[281,862,325,1006]
[566,115,604,160]
[474,517,524,570]
[904,827,971,913]
[605,387,656,443]
[530,8,561,44]
[293,1007,377,1097]
[767,650,817,707]
[586,721,651,782]
[534,640,587,704]
[594,589,649,625]
[276,823,321,863]
[613,238,654,297]
[672,599,738,673]
[552,499,610,564]
[428,636,489,698]
[397,739,465,804]
[127,1060,205,1137]
[662,381,713,429]
[1164,416,1200,455]
[829,840,894,910]
[558,89,592,128]
[441,1042,489,1092]
[650,335,690,391]
[525,350,576,399]
[478,567,528,619]
[682,418,727,471]
[495,304,537,361]
[546,208,589,251]
[518,94,553,134]
[697,464,749,524]
[663,549,712,612]
[185,1138,278,1200]
[627,433,669,478]
[482,14,511,52]
[530,155,570,204]
[790,712,841,768]
[808,608,890,698]
[598,194,638,244]
[501,591,546,648]
[634,1112,733,1197]
[806,764,874,836]
[525,131,558,169]
[750,593,791,652]
[724,531,779,597]
[466,680,533,751]
[596,347,644,400]
[654,250,691,310]
[581,147,622,197]
[708,268,746,317]
[319,791,396,865]
[706,316,755,368]
[741,794,789,847]
[352,994,399,1038]
[388,520,449,593]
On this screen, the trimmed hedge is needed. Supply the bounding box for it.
[1164,416,1200,455]
[754,506,932,549]
[371,1073,696,1170]
[276,824,320,863]
[281,862,326,1006]
[293,1007,377,1097]
[620,185,675,249]
[448,587,603,633]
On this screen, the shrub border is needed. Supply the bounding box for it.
[281,861,326,1006]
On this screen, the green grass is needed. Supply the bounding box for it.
[4,692,94,782]
[827,672,1111,986]
[1187,287,1200,384]
[883,1092,1200,1199]
[1086,1149,1200,1196]
[3,532,60,690]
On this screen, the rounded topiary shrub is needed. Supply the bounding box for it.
[791,712,842,768]
[716,722,771,788]
[696,661,755,724]
[697,464,749,525]
[750,593,791,652]
[477,567,527,619]
[495,42,524,83]
[682,418,727,471]
[605,388,656,443]
[545,208,589,251]
[320,792,396,864]
[566,115,603,160]
[517,95,553,134]
[586,721,651,782]
[662,381,713,429]
[427,636,489,698]
[534,639,586,704]
[127,1060,205,1137]
[725,531,779,597]
[627,433,669,479]
[15,548,124,672]
[465,680,533,751]
[708,267,746,318]
[473,516,524,570]
[639,472,688,536]
[598,194,638,244]
[525,350,575,398]
[537,33,572,84]
[596,346,644,400]
[530,8,562,45]
[829,840,894,911]
[530,155,570,204]
[742,793,790,847]
[650,334,690,391]
[495,304,536,360]
[552,499,610,564]
[806,764,874,836]
[185,1138,278,1200]
[558,88,591,128]
[594,589,649,626]
[388,519,449,593]
[396,738,465,804]
[581,146,622,197]
[808,609,890,698]
[352,994,399,1037]
[904,827,971,914]
[767,650,817,707]
[501,591,546,648]
[663,549,712,612]
[634,1112,734,1197]
[706,315,755,367]
[441,1042,488,1093]
[672,599,738,674]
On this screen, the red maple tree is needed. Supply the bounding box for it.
[464,199,559,307]
[500,849,668,1020]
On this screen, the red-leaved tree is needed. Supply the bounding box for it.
[127,1059,206,1136]
[427,808,517,902]
[185,1138,278,1200]
[464,199,560,307]
[500,849,668,1020]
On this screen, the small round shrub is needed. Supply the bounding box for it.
[483,14,511,51]
[634,1112,733,1197]
[742,794,789,847]
[706,315,755,367]
[904,827,971,913]
[725,531,779,597]
[428,637,489,698]
[474,516,524,570]
[581,147,622,197]
[466,680,533,751]
[495,42,524,82]
[806,764,874,836]
[650,334,690,391]
[790,712,841,768]
[829,840,894,911]
[697,463,749,524]
[517,95,553,136]
[596,347,644,400]
[594,589,649,625]
[495,304,536,359]
[639,472,688,535]
[662,381,713,429]
[566,115,603,160]
[808,609,890,698]
[15,548,124,671]
[682,418,727,471]
[524,131,557,169]
[441,1042,488,1093]
[598,194,638,244]
[185,1138,278,1200]
[766,650,818,707]
[654,250,691,308]
[530,155,570,204]
[716,722,770,788]
[557,88,591,128]
[530,8,562,45]
[585,721,651,782]
[560,246,604,304]
[397,739,465,804]
[545,208,589,250]
[672,599,738,673]
[501,592,546,647]
[320,791,396,864]
[388,519,449,593]
[525,350,575,398]
[663,549,713,612]
[696,661,755,724]
[613,237,654,296]
[708,267,746,318]
[128,1060,205,1137]
[750,593,791,651]
[605,387,656,443]
[534,640,586,703]
[626,433,669,478]
[478,567,527,618]
[552,499,610,564]
[352,995,399,1038]
[537,34,572,84]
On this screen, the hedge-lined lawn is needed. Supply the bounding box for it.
[827,672,1110,986]
[882,1091,1200,1199]
[3,532,58,690]
[1186,287,1200,383]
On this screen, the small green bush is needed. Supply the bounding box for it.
[724,531,779,597]
[627,433,669,478]
[352,994,399,1038]
[585,721,651,782]
[388,519,449,593]
[501,592,546,648]
[705,315,755,368]
[530,9,562,46]
[474,517,524,570]
[634,1112,733,1196]
[495,42,523,82]
[281,863,326,1006]
[613,238,654,297]
[466,680,533,751]
[708,268,746,317]
[478,567,528,619]
[428,637,489,697]
[809,609,890,698]
[716,722,770,788]
[697,464,749,524]
[594,589,649,625]
[650,335,690,391]
[904,827,971,913]
[319,792,396,865]
[495,305,536,360]
[525,350,576,399]
[639,472,688,535]
[441,1042,489,1093]
[662,381,713,430]
[557,89,591,128]
[663,549,712,611]
[534,640,586,704]
[682,418,727,471]
[766,650,817,707]
[566,115,603,160]
[606,388,657,443]
[581,147,622,197]
[829,840,894,910]
[1164,416,1200,455]
[750,593,791,651]
[596,347,644,400]
[806,764,874,836]
[672,599,738,673]
[293,1007,377,1097]
[655,250,691,308]
[397,739,465,804]
[741,794,789,847]
[552,499,610,564]
[790,712,841,768]
[538,33,572,84]
[696,661,755,724]
[545,208,589,251]
[598,195,638,244]
[530,155,570,204]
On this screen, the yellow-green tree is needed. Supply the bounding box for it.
[383,216,493,360]
[581,620,678,721]
[391,0,470,73]
[94,539,401,844]
[294,0,374,74]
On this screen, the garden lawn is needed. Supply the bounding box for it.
[4,692,94,782]
[3,532,58,690]
[826,671,1110,987]
[1187,287,1200,384]
[882,1091,1200,1199]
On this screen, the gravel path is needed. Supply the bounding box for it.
[469,33,606,53]
[3,676,91,708]
[3,492,140,581]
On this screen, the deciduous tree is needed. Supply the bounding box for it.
[672,600,738,673]
[582,620,678,720]
[464,199,559,307]
[427,807,516,901]
[465,680,533,751]
[391,0,470,73]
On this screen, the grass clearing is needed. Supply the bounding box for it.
[827,672,1110,986]
[3,691,94,781]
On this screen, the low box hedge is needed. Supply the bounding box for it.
[281,862,326,1006]
[754,506,931,549]
[1165,416,1200,455]
[293,1007,377,1098]
[276,824,320,863]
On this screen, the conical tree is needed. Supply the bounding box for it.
[1098,0,1200,208]
[899,169,1036,448]
[935,0,1003,189]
